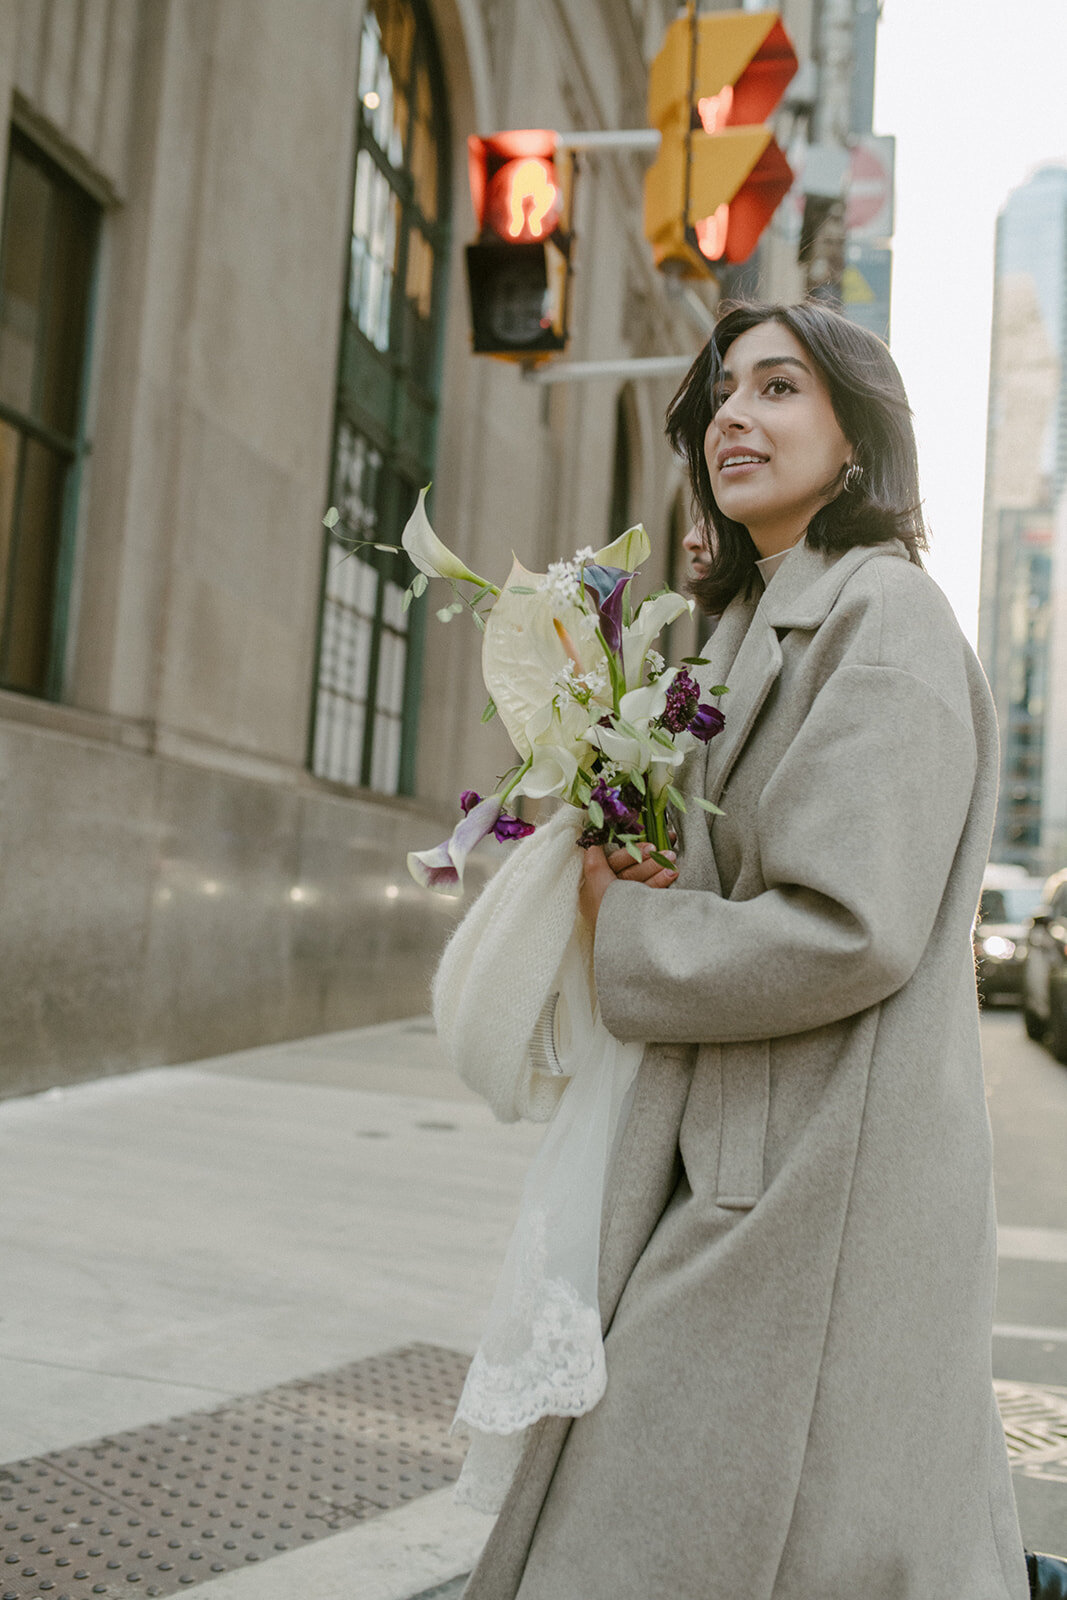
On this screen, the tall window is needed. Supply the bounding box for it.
[311,0,450,793]
[0,131,99,698]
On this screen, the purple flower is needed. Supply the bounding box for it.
[493,811,536,841]
[581,564,632,658]
[590,776,641,831]
[461,789,535,842]
[688,702,726,743]
[660,668,700,734]
[659,668,725,744]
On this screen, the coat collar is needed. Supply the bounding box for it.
[760,537,909,630]
[698,539,909,808]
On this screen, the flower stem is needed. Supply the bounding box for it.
[498,755,533,804]
[643,790,670,852]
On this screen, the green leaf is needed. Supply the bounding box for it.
[614,717,639,740]
[629,769,645,795]
[681,656,710,665]
[709,684,728,697]
[587,799,605,829]
[448,600,465,615]
[374,542,397,553]
[472,609,486,632]
[508,585,537,594]
[691,796,724,815]
[436,606,454,623]
[650,850,674,869]
[481,697,497,723]
[665,785,687,812]
[625,841,643,863]
[323,506,340,528]
[402,586,414,612]
[412,572,429,597]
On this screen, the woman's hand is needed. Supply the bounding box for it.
[579,841,678,935]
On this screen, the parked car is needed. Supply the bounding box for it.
[1020,867,1067,1061]
[974,872,1047,1006]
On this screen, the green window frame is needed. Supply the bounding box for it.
[0,128,100,700]
[310,0,451,794]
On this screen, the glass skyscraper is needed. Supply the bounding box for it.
[979,165,1067,874]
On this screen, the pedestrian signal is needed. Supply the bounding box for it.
[466,130,574,359]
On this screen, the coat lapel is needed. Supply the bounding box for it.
[699,540,911,808]
[702,603,782,807]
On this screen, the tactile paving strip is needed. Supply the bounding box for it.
[0,1343,470,1599]
[995,1379,1067,1483]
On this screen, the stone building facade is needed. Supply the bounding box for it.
[0,0,842,1094]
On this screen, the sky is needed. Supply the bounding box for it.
[872,0,1067,643]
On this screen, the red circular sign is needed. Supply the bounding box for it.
[845,143,890,230]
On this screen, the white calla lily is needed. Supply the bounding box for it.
[401,487,497,590]
[621,589,691,688]
[513,697,597,800]
[592,522,652,572]
[590,673,687,791]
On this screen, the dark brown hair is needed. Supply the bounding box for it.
[666,300,927,614]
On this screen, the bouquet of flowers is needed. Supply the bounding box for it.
[393,488,727,893]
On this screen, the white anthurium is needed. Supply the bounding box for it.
[482,558,602,757]
[592,522,651,572]
[621,589,692,688]
[401,487,497,590]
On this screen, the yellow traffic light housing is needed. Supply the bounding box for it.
[644,10,798,278]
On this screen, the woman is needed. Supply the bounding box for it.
[461,302,1031,1600]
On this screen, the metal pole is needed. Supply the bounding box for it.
[553,129,661,153]
[522,354,693,384]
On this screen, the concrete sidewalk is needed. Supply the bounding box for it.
[0,1018,544,1599]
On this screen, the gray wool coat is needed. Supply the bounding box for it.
[462,539,1029,1600]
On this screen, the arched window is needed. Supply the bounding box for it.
[311,0,450,793]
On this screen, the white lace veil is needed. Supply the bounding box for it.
[450,932,643,1513]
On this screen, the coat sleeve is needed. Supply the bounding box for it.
[593,663,980,1044]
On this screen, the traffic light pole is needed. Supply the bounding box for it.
[515,128,703,382]
[521,354,692,384]
[554,129,661,153]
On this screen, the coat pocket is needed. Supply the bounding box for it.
[679,1040,771,1210]
[716,1040,771,1209]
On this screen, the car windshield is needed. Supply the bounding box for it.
[978,887,1045,924]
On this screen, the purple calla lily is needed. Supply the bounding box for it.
[460,790,536,842]
[407,794,504,896]
[581,564,632,658]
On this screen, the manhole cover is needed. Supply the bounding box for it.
[0,1344,470,1599]
[995,1379,1067,1483]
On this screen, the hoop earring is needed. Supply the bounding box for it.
[843,463,863,493]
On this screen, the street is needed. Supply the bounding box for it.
[983,1009,1067,1553]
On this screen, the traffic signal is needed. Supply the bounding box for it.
[465,130,574,360]
[644,10,798,278]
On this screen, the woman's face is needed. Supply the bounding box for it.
[703,320,852,558]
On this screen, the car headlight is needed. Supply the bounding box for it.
[980,935,1016,960]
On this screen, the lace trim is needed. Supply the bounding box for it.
[455,1275,605,1434]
